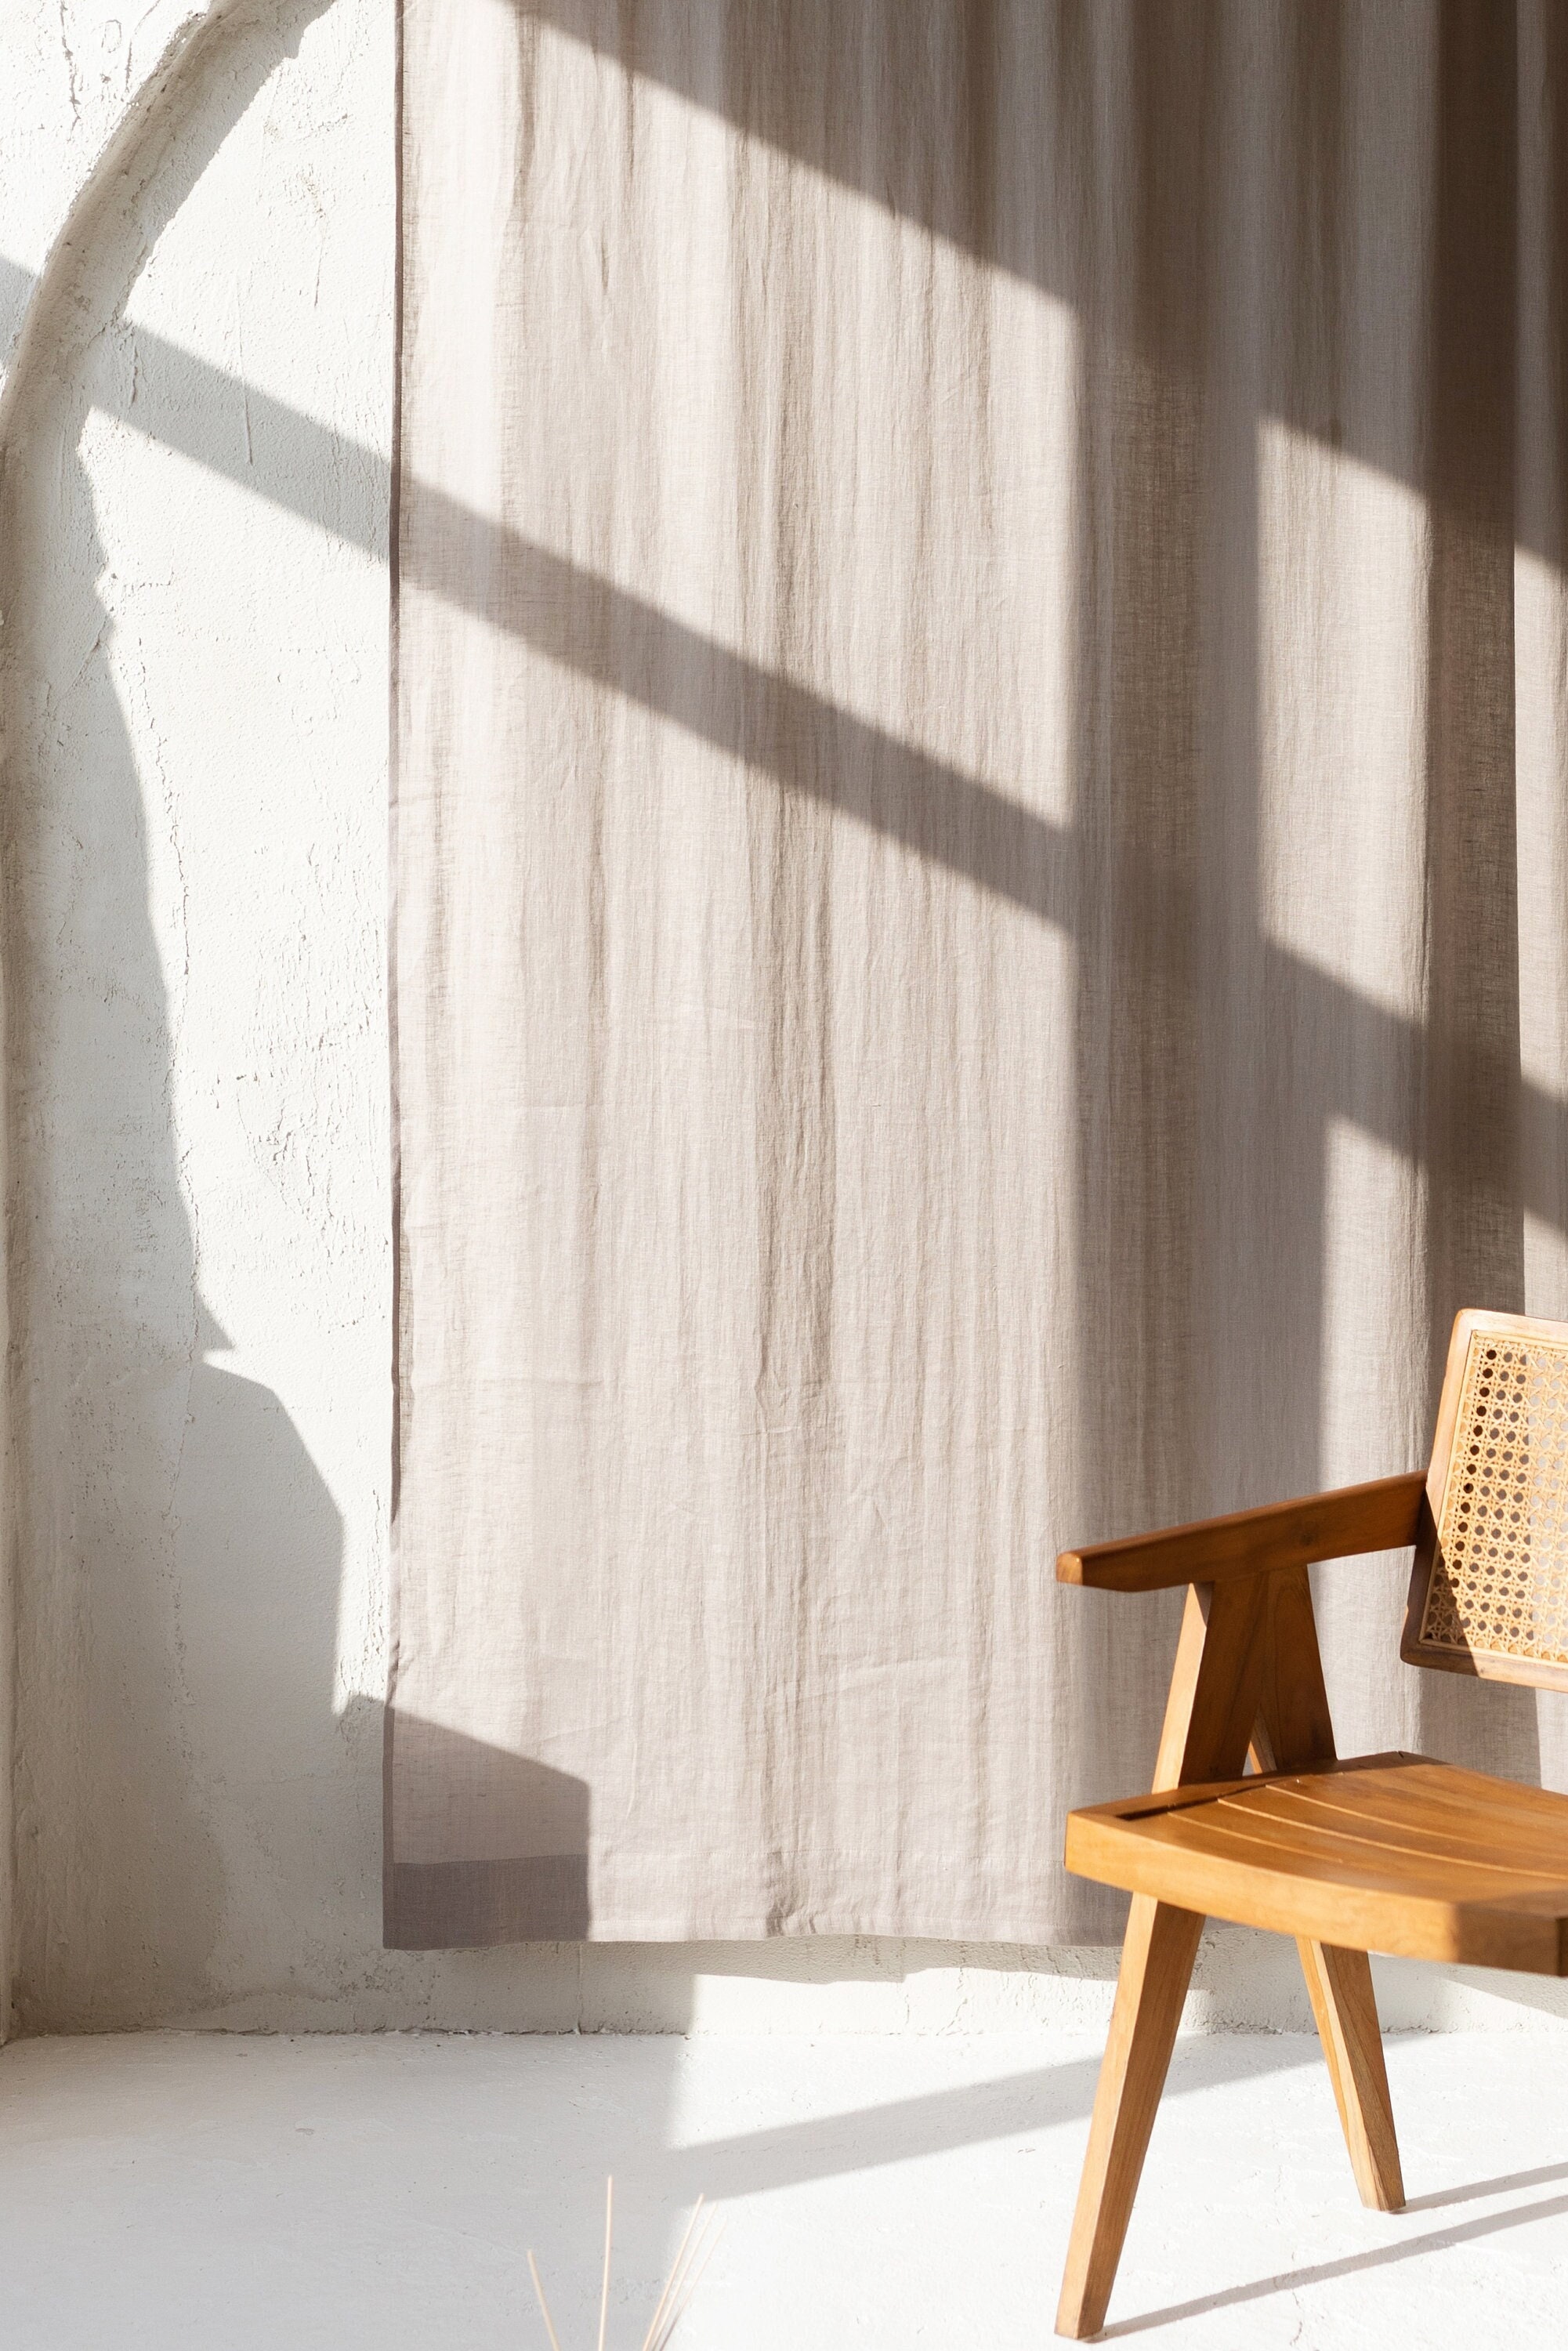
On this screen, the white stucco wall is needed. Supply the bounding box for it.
[2,0,1564,2038]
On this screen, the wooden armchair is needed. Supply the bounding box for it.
[1056,1309,1568,2339]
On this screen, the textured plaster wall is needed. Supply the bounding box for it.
[2,0,1564,2038]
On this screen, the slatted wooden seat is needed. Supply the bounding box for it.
[1073,1755,1568,1972]
[1055,1310,1568,2339]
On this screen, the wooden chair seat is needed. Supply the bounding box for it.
[1070,1751,1568,1974]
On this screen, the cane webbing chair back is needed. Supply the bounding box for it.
[1403,1309,1568,1692]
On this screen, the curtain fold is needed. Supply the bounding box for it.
[388,0,1568,1946]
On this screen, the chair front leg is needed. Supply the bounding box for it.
[1056,1895,1205,2339]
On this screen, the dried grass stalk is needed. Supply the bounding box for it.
[528,2181,720,2351]
[597,2178,614,2351]
[527,2250,565,2351]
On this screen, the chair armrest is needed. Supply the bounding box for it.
[1056,1472,1426,1594]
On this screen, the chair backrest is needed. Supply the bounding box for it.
[1403,1308,1568,1692]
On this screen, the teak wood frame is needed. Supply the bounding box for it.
[1053,1471,1425,2341]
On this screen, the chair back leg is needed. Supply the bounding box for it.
[1296,1939,1405,2209]
[1055,1894,1204,2340]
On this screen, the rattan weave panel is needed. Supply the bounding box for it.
[1421,1329,1568,1668]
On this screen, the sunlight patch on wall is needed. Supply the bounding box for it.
[1256,415,1428,1031]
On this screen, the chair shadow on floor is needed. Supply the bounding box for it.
[663,2031,1311,2204]
[1401,2156,1568,2213]
[1101,2168,1568,2339]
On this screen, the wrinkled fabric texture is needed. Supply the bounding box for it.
[387,1,1568,1946]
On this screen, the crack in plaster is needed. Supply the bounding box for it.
[56,0,85,131]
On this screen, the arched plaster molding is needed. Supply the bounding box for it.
[0,0,339,2036]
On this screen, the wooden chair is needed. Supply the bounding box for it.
[1055,1308,1568,2339]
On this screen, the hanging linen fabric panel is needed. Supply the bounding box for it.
[388,1,1568,1945]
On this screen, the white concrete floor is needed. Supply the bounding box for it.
[0,2030,1564,2349]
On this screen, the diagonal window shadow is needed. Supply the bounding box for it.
[506,0,1566,572]
[6,283,1563,1241]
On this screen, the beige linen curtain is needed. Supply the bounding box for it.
[387,1,1568,1947]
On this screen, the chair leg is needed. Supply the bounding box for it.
[1056,1896,1204,2340]
[1296,1939,1404,2212]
